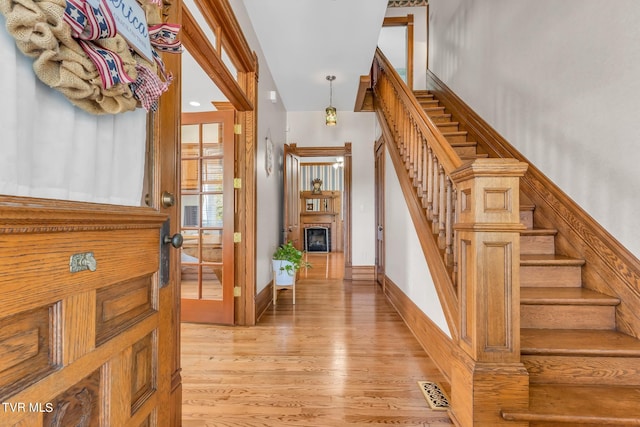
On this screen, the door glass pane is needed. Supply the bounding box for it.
[201,229,223,300]
[201,158,223,192]
[201,194,224,227]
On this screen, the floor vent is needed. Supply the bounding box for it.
[418,381,449,411]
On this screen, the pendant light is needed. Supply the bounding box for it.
[325,75,337,126]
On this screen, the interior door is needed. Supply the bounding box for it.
[283,144,301,248]
[375,139,386,287]
[180,111,235,325]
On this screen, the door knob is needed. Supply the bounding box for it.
[161,191,176,208]
[163,233,183,248]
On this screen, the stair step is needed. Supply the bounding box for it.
[521,288,618,329]
[521,254,584,287]
[424,106,446,116]
[521,228,557,255]
[442,131,468,143]
[502,384,640,425]
[521,329,640,386]
[419,99,440,108]
[522,329,640,357]
[460,153,489,161]
[428,113,453,123]
[435,121,460,132]
[520,202,536,229]
[413,90,433,99]
[450,141,478,156]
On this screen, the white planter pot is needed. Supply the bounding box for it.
[272,260,295,285]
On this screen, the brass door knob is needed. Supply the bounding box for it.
[161,191,176,208]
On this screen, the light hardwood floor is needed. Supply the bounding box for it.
[181,253,453,426]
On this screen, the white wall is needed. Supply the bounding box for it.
[384,148,450,335]
[287,111,378,267]
[230,1,288,293]
[429,0,640,258]
[384,6,428,90]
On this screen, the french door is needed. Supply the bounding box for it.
[180,111,235,324]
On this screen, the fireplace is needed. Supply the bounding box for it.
[304,227,330,253]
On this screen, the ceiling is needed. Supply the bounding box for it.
[242,0,389,112]
[181,0,389,113]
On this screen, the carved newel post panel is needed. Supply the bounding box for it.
[449,158,529,427]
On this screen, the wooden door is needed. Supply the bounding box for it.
[283,144,301,249]
[180,111,235,325]
[375,139,386,287]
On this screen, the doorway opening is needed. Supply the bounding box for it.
[283,143,354,279]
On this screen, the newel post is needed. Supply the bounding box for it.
[448,159,530,427]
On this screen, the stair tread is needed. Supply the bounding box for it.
[521,287,620,305]
[521,228,558,236]
[521,328,640,356]
[449,141,477,147]
[436,121,459,126]
[521,254,585,266]
[520,202,536,211]
[441,130,467,136]
[502,384,640,425]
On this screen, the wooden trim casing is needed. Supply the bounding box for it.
[426,70,640,340]
[287,143,353,281]
[382,14,414,90]
[181,5,253,111]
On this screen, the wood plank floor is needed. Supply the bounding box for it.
[181,253,453,426]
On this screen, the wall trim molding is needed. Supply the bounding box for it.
[255,280,273,322]
[350,265,375,281]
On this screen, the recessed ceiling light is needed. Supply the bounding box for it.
[189,101,201,107]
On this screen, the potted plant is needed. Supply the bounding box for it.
[272,241,311,285]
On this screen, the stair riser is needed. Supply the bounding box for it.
[428,114,452,123]
[521,305,616,329]
[452,146,477,157]
[424,107,446,117]
[443,133,468,143]
[521,265,582,287]
[521,235,555,255]
[436,123,459,133]
[520,211,534,229]
[522,355,640,386]
[420,101,439,108]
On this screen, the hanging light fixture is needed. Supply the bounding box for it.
[325,75,337,126]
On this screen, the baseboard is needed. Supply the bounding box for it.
[426,69,640,340]
[384,275,453,383]
[350,265,375,281]
[255,280,273,322]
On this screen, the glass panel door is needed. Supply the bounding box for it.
[180,111,235,324]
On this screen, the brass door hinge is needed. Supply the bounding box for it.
[233,232,241,243]
[234,286,241,297]
[233,178,242,188]
[234,124,242,135]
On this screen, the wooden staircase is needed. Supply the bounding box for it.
[415,90,640,426]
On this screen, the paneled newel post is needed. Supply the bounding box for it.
[449,158,530,427]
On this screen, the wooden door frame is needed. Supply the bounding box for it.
[374,137,386,289]
[382,14,414,90]
[180,0,258,326]
[287,143,353,280]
